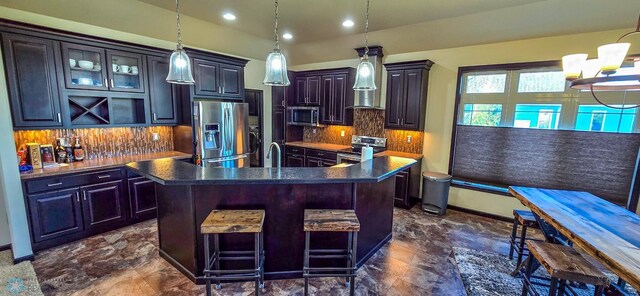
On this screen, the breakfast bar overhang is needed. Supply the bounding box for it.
[126,156,416,282]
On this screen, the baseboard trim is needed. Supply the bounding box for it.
[0,244,10,252]
[447,205,513,223]
[13,254,34,264]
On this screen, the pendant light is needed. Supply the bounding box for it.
[166,0,195,85]
[353,0,376,90]
[263,0,290,86]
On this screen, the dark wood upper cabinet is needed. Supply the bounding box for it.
[316,68,355,125]
[2,33,63,128]
[193,58,220,97]
[61,42,109,91]
[192,57,245,99]
[27,188,83,243]
[385,70,405,129]
[106,50,146,93]
[80,180,126,230]
[384,60,433,131]
[147,55,178,124]
[294,75,321,105]
[128,177,157,221]
[220,64,243,97]
[320,76,333,123]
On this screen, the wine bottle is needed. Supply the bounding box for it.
[73,137,85,161]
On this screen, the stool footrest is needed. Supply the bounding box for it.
[304,273,358,278]
[309,249,349,254]
[304,267,357,272]
[206,274,260,281]
[205,268,260,275]
[309,254,350,259]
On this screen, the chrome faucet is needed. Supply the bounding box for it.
[266,142,282,168]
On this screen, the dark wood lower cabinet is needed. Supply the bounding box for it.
[306,157,323,167]
[27,188,83,243]
[128,177,157,221]
[23,168,164,251]
[80,180,126,230]
[286,153,305,167]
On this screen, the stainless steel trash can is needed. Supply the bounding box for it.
[422,172,452,215]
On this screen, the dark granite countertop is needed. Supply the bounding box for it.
[20,151,191,180]
[125,156,416,185]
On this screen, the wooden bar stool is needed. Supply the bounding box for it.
[522,241,609,296]
[303,209,360,296]
[201,210,265,296]
[509,210,540,267]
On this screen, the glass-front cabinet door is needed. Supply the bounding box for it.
[61,43,108,91]
[106,50,145,93]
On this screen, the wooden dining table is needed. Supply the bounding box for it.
[509,186,640,292]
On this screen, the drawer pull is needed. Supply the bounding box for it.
[317,153,324,156]
[47,182,63,187]
[97,175,111,179]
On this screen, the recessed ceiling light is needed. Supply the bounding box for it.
[342,19,354,27]
[282,33,293,40]
[223,13,236,20]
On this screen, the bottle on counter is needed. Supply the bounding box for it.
[73,137,85,161]
[56,138,67,164]
[64,137,74,163]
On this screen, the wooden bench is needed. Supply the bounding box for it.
[522,241,609,296]
[509,210,540,267]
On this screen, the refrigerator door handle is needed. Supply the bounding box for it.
[205,154,248,163]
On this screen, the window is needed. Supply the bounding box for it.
[517,71,566,93]
[451,61,640,200]
[463,104,502,126]
[465,74,506,93]
[575,105,637,133]
[514,104,562,129]
[458,63,639,133]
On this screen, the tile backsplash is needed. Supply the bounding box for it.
[304,109,424,154]
[14,126,174,160]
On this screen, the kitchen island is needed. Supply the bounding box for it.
[126,156,416,282]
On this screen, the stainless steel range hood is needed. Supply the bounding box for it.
[351,46,384,109]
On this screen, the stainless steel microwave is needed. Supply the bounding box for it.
[287,106,324,127]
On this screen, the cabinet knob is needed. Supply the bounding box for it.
[76,194,80,203]
[153,113,157,121]
[83,192,87,201]
[110,79,114,88]
[57,113,62,123]
[104,79,108,87]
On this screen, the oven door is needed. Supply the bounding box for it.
[337,153,361,164]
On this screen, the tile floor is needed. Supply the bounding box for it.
[33,207,518,295]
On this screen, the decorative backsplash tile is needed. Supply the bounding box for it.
[303,109,424,154]
[14,126,174,160]
[303,125,354,145]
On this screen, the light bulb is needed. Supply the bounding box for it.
[271,57,282,70]
[359,66,371,77]
[174,57,186,68]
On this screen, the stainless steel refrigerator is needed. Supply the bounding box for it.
[193,100,250,168]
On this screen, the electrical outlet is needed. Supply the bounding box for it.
[152,133,160,141]
[341,130,345,137]
[313,129,317,134]
[407,135,412,143]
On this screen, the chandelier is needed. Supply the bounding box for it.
[562,12,640,109]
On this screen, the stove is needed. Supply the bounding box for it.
[336,136,387,163]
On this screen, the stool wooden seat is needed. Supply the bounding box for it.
[522,241,609,296]
[201,209,265,296]
[303,209,360,232]
[201,210,265,234]
[509,210,540,268]
[515,210,539,227]
[303,209,360,296]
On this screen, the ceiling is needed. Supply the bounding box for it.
[137,0,545,44]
